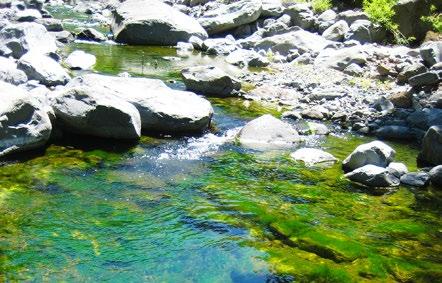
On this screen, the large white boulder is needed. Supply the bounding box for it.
[0,22,57,59]
[291,148,337,167]
[111,0,208,45]
[66,74,213,134]
[53,86,142,139]
[238,114,301,150]
[65,50,96,70]
[0,81,52,157]
[198,0,262,35]
[342,141,396,172]
[18,52,70,86]
[0,56,27,85]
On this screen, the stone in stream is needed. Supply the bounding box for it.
[53,86,142,140]
[237,114,301,150]
[0,81,52,157]
[18,52,70,87]
[0,22,57,58]
[400,172,431,187]
[291,148,337,167]
[111,0,208,45]
[181,66,241,97]
[66,74,213,134]
[198,0,262,35]
[76,27,106,42]
[65,50,96,70]
[342,141,396,172]
[429,165,442,188]
[345,164,400,187]
[418,125,442,166]
[0,56,28,85]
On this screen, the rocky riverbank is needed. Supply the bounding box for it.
[0,0,441,190]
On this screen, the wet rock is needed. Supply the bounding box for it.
[53,86,142,140]
[291,148,337,167]
[345,164,400,187]
[0,22,57,58]
[408,72,439,87]
[238,114,301,150]
[112,0,207,45]
[343,141,395,172]
[254,29,331,56]
[18,52,70,87]
[429,165,442,188]
[322,20,349,41]
[67,74,213,134]
[181,65,241,97]
[226,49,269,67]
[76,27,106,42]
[65,50,96,70]
[400,172,430,187]
[198,0,262,35]
[387,162,408,178]
[0,81,52,157]
[0,56,27,85]
[375,126,415,140]
[420,41,441,67]
[418,125,442,166]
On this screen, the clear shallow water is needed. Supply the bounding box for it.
[1,8,442,282]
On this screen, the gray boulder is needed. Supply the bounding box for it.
[397,63,427,83]
[418,125,442,166]
[66,74,213,134]
[238,114,301,150]
[198,0,262,35]
[284,3,315,30]
[262,0,284,17]
[53,86,142,139]
[0,56,27,85]
[387,162,408,178]
[112,0,208,45]
[400,172,430,187]
[420,41,442,67]
[408,71,440,87]
[375,126,415,140]
[344,20,386,44]
[322,20,349,41]
[314,45,368,71]
[316,9,338,32]
[181,66,241,97]
[429,165,442,188]
[0,22,57,58]
[202,37,238,55]
[15,9,41,22]
[291,148,337,167]
[254,29,331,56]
[65,50,96,70]
[0,81,52,157]
[52,30,74,44]
[345,164,400,187]
[343,140,396,172]
[338,10,369,25]
[76,28,106,42]
[36,18,63,32]
[18,52,70,87]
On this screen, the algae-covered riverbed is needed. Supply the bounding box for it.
[1,7,441,282]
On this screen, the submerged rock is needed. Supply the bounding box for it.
[291,148,337,167]
[0,22,57,58]
[18,52,70,87]
[238,114,301,150]
[345,164,400,187]
[181,66,241,97]
[67,74,213,134]
[0,81,52,157]
[111,0,207,45]
[65,50,96,70]
[53,86,142,140]
[343,141,395,172]
[198,0,262,35]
